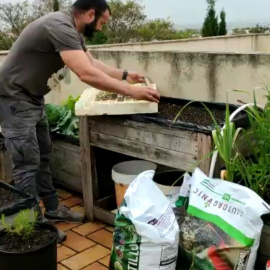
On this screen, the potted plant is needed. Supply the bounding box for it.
[0,209,58,270]
[0,180,37,231]
[206,91,270,269]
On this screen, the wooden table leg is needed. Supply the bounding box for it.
[197,133,213,175]
[79,116,95,222]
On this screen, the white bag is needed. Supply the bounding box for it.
[109,170,179,270]
[175,168,270,270]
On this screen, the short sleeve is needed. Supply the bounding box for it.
[46,21,85,52]
[80,34,88,52]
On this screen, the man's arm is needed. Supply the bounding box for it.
[86,50,124,80]
[60,50,160,103]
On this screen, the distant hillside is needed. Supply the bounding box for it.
[175,20,270,31]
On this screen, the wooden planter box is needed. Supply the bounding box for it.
[0,135,82,192]
[0,146,13,184]
[87,116,213,173]
[50,136,82,193]
[79,115,213,224]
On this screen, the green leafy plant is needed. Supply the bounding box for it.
[45,95,80,138]
[231,90,270,197]
[172,89,270,200]
[172,96,241,183]
[1,209,38,240]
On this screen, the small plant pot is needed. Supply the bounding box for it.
[0,222,58,270]
[0,181,37,231]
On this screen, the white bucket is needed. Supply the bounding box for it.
[112,160,157,207]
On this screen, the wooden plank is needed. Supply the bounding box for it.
[197,133,213,175]
[50,140,81,176]
[79,116,95,221]
[95,195,117,210]
[91,147,99,202]
[89,132,197,171]
[53,170,82,193]
[89,117,195,140]
[89,119,198,156]
[0,149,12,183]
[50,140,82,192]
[93,205,115,225]
[90,120,145,142]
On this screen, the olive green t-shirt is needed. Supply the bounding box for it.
[0,9,87,103]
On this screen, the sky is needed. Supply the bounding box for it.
[142,0,270,29]
[1,0,270,29]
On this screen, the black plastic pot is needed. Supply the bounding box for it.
[153,170,185,187]
[255,223,270,270]
[0,222,58,270]
[0,180,36,216]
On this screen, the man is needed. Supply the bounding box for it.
[0,0,160,242]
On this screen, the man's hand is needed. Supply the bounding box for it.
[126,71,145,84]
[129,85,160,103]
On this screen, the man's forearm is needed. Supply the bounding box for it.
[80,65,131,96]
[86,51,124,80]
[93,58,124,80]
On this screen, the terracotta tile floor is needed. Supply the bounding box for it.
[53,189,113,270]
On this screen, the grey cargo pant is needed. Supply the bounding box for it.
[0,97,58,211]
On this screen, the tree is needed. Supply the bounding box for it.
[105,0,146,43]
[86,29,109,45]
[0,0,198,49]
[219,9,227,35]
[31,0,71,19]
[53,0,60,12]
[0,1,34,50]
[0,0,71,50]
[202,0,219,37]
[0,32,14,50]
[249,24,270,33]
[136,18,178,42]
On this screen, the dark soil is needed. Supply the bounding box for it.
[95,92,118,101]
[0,226,57,253]
[158,101,242,126]
[0,187,22,208]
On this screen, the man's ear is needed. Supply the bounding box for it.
[86,9,95,21]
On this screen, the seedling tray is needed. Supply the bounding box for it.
[75,83,158,116]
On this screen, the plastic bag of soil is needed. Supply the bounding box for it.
[109,170,179,270]
[174,168,270,270]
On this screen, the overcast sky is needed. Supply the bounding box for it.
[143,0,270,29]
[1,0,270,29]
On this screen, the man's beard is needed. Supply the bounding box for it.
[84,21,98,38]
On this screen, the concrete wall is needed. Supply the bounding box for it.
[48,50,270,106]
[88,34,270,53]
[1,39,270,106]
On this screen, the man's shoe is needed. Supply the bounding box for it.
[56,228,67,243]
[35,205,67,243]
[44,205,85,223]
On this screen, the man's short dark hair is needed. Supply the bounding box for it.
[72,0,111,15]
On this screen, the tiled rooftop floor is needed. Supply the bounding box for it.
[53,189,113,270]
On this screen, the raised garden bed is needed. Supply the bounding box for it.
[130,97,248,134]
[50,133,82,193]
[0,132,82,193]
[0,136,12,184]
